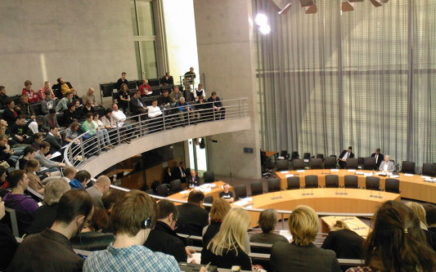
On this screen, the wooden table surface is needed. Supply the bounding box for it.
[276,169,436,203]
[321,216,370,238]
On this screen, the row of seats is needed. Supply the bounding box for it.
[276,157,436,176]
[233,175,400,199]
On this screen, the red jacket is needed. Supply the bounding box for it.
[138,84,152,96]
[22,88,43,103]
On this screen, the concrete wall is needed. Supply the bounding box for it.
[0,0,137,101]
[193,0,261,179]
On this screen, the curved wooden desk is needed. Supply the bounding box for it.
[276,169,436,204]
[234,188,400,227]
[168,181,230,202]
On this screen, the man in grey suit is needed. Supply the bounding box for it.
[379,155,395,172]
[86,175,111,208]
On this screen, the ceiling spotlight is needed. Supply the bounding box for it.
[341,1,354,12]
[255,13,268,26]
[305,4,317,14]
[259,24,271,35]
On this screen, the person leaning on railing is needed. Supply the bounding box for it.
[207,91,225,120]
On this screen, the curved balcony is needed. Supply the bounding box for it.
[63,98,250,177]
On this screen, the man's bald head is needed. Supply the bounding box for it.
[95,175,111,193]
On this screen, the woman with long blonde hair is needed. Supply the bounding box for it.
[201,207,252,270]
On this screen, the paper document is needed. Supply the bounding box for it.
[50,151,62,160]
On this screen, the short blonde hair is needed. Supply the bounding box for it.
[44,178,70,206]
[406,202,427,226]
[210,198,231,222]
[288,205,319,246]
[208,208,250,256]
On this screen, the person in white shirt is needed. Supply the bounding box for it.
[147,100,162,118]
[379,155,395,172]
[147,100,163,133]
[93,113,111,146]
[111,103,126,128]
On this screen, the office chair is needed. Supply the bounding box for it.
[385,178,400,193]
[401,161,416,174]
[267,178,281,192]
[309,158,323,169]
[287,176,300,190]
[365,176,380,191]
[344,175,358,188]
[305,175,318,188]
[251,181,263,196]
[325,175,339,188]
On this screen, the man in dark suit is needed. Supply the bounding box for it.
[45,127,63,153]
[176,190,208,236]
[207,91,225,120]
[173,161,187,183]
[145,200,194,262]
[371,148,384,169]
[115,72,128,90]
[338,146,354,169]
[130,90,146,115]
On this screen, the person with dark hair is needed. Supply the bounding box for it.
[16,95,34,117]
[3,170,38,234]
[35,141,65,169]
[115,72,128,90]
[10,115,30,144]
[18,146,36,170]
[42,109,59,131]
[130,90,147,115]
[370,148,384,169]
[338,146,355,168]
[84,190,180,272]
[24,159,45,195]
[61,102,77,127]
[0,195,18,270]
[52,77,73,99]
[160,72,174,86]
[145,200,194,262]
[45,126,63,153]
[21,80,42,103]
[117,83,130,113]
[2,99,18,126]
[250,209,288,244]
[56,92,74,112]
[346,201,436,272]
[0,85,9,109]
[0,135,14,169]
[8,190,93,272]
[158,89,172,107]
[101,108,116,129]
[69,170,91,189]
[170,85,183,103]
[81,112,97,138]
[30,132,44,150]
[424,204,436,249]
[27,178,70,234]
[176,190,209,236]
[0,166,9,189]
[64,121,81,144]
[207,91,225,120]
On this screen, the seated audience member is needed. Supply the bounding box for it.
[24,159,45,195]
[406,202,436,250]
[424,204,436,248]
[271,205,341,272]
[45,126,63,153]
[42,109,59,131]
[10,115,31,144]
[370,148,384,169]
[56,92,74,112]
[71,207,114,251]
[2,99,18,126]
[69,170,91,189]
[115,72,128,90]
[39,81,56,100]
[194,96,211,122]
[0,134,14,167]
[321,220,364,260]
[111,103,126,127]
[27,178,70,234]
[102,189,126,216]
[86,175,111,208]
[61,102,77,127]
[250,209,288,245]
[117,83,130,113]
[145,200,193,262]
[83,190,180,272]
[26,114,39,135]
[201,208,252,270]
[81,112,97,138]
[346,201,436,272]
[82,88,97,106]
[195,83,206,99]
[207,91,225,119]
[35,141,65,169]
[8,190,93,272]
[18,146,36,170]
[158,89,172,107]
[3,170,38,232]
[160,72,174,86]
[82,100,95,117]
[64,121,81,144]
[63,167,77,183]
[187,169,200,188]
[30,132,44,150]
[130,90,147,115]
[202,198,231,249]
[170,85,184,103]
[0,119,7,135]
[0,85,9,109]
[21,80,42,103]
[72,99,84,119]
[0,196,19,270]
[378,155,395,172]
[138,79,153,96]
[219,184,234,202]
[16,95,33,117]
[177,190,209,236]
[338,146,354,169]
[0,166,9,189]
[175,97,192,124]
[147,100,163,131]
[93,113,111,146]
[173,161,187,183]
[101,108,116,129]
[52,77,73,99]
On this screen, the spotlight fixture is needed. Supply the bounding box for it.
[259,24,271,35]
[305,4,317,14]
[341,1,354,12]
[254,13,268,26]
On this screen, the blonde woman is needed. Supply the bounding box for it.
[201,207,252,270]
[270,205,340,272]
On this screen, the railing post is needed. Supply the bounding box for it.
[138,114,142,137]
[163,113,166,130]
[96,133,102,154]
[116,122,121,145]
[187,108,191,125]
[80,140,85,163]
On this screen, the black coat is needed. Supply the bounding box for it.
[0,223,18,270]
[26,204,58,234]
[321,229,364,259]
[145,221,187,262]
[176,203,208,236]
[201,246,251,271]
[371,153,385,168]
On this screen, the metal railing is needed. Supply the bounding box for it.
[63,98,249,167]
